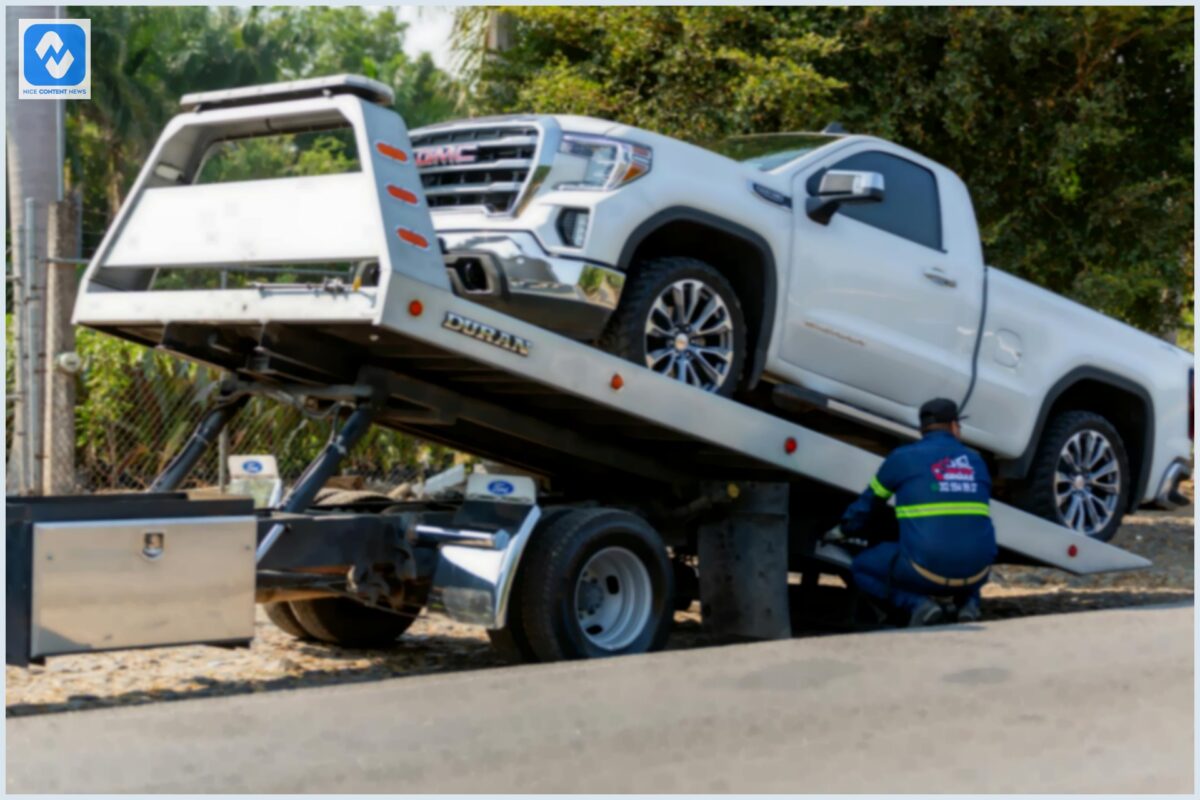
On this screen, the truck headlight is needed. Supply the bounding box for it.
[556,134,652,191]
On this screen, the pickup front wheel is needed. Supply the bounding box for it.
[601,257,746,396]
[1018,410,1130,541]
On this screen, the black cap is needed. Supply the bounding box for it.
[919,397,965,428]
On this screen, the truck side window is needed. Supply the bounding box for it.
[809,151,943,251]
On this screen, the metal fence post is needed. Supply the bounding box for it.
[42,194,81,494]
[8,204,30,494]
[22,197,42,494]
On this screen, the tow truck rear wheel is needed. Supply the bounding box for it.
[516,508,674,662]
[264,601,313,640]
[600,256,746,397]
[287,597,420,649]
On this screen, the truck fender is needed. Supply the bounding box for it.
[998,366,1155,509]
[617,206,778,389]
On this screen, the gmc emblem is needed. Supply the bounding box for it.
[415,144,479,168]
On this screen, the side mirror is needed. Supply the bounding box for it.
[805,170,885,225]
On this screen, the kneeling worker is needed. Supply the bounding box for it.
[840,398,997,626]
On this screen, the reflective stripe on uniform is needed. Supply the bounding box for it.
[869,476,893,500]
[909,559,991,588]
[894,501,990,519]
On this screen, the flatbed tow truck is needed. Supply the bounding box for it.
[7,76,1149,667]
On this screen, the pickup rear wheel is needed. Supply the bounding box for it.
[516,508,674,662]
[601,257,746,396]
[1018,410,1130,541]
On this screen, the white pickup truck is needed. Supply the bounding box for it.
[411,115,1194,541]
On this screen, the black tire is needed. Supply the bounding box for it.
[311,489,393,508]
[287,597,420,649]
[600,256,746,397]
[518,508,674,662]
[1016,410,1131,542]
[263,601,313,640]
[486,506,574,664]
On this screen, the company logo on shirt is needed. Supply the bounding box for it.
[931,455,978,493]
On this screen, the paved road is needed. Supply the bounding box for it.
[7,604,1193,793]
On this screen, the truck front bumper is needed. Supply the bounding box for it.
[440,231,624,341]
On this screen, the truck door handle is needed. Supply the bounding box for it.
[923,268,957,288]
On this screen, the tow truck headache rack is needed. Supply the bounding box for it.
[6,75,1149,667]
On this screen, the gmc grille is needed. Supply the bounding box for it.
[410,124,540,215]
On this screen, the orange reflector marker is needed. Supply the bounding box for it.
[386,185,420,205]
[1067,544,1078,557]
[375,141,409,162]
[408,300,424,317]
[784,437,798,454]
[611,374,624,390]
[396,227,429,249]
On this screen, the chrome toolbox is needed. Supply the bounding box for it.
[6,493,256,665]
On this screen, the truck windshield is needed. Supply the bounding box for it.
[709,133,841,171]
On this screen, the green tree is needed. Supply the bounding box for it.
[454,7,845,142]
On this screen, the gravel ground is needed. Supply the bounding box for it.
[7,489,1192,718]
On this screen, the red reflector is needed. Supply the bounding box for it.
[784,437,798,454]
[408,300,424,317]
[387,185,419,205]
[396,228,429,249]
[375,142,408,162]
[1067,544,1078,557]
[611,374,624,390]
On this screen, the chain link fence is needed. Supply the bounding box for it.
[7,320,460,496]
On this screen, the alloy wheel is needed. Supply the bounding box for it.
[643,279,735,392]
[1053,429,1121,536]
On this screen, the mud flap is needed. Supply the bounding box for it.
[698,482,791,640]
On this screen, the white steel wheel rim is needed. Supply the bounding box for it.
[1054,429,1121,536]
[573,546,654,651]
[644,278,734,393]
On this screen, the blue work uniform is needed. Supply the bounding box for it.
[842,430,997,613]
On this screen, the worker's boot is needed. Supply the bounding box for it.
[955,598,982,623]
[907,597,947,627]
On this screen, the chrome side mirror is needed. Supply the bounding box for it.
[805,170,885,225]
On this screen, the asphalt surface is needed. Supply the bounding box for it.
[6,604,1193,793]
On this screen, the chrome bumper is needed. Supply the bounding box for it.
[439,231,624,341]
[1152,459,1192,509]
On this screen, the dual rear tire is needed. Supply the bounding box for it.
[266,506,675,662]
[490,507,674,663]
[264,597,419,649]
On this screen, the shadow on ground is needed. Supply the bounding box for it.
[8,585,1191,719]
